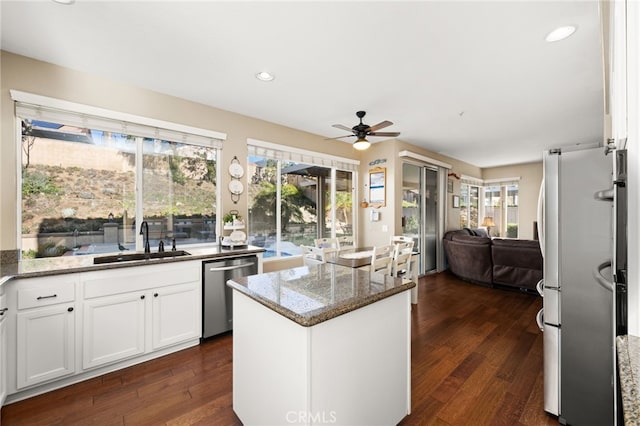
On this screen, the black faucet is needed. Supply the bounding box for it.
[158,240,165,252]
[140,221,150,254]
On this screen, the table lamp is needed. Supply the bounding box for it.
[482,216,496,237]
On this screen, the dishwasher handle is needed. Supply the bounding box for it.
[209,262,256,272]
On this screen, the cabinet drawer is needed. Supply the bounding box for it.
[83,261,200,299]
[18,284,75,310]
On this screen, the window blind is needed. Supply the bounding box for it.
[484,177,520,187]
[248,138,359,171]
[460,175,520,187]
[12,90,224,149]
[461,175,484,186]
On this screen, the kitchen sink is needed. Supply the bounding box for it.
[93,250,191,264]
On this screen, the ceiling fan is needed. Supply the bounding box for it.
[330,110,400,150]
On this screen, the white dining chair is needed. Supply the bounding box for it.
[300,244,326,265]
[392,241,414,277]
[314,237,340,255]
[390,235,414,246]
[336,235,355,250]
[370,245,395,275]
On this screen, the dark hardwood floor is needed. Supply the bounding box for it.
[2,272,557,425]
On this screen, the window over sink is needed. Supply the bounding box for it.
[15,95,224,259]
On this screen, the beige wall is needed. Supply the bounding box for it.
[482,162,543,240]
[1,50,542,255]
[0,51,355,250]
[356,139,484,248]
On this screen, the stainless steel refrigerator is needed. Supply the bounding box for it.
[537,146,627,425]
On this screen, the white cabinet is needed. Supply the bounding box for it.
[152,282,200,350]
[16,304,75,389]
[4,259,203,402]
[13,274,77,390]
[0,286,8,405]
[81,261,201,370]
[83,292,146,370]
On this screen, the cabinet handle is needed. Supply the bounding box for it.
[37,294,57,300]
[154,293,159,298]
[140,295,145,300]
[67,307,74,312]
[0,308,8,315]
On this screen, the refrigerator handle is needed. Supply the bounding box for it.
[593,260,614,292]
[536,279,544,297]
[537,179,545,258]
[594,187,614,202]
[535,308,544,332]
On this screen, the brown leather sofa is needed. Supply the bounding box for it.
[443,228,542,292]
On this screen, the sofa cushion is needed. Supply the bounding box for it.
[450,233,491,245]
[491,238,543,269]
[443,235,493,285]
[491,238,543,290]
[471,228,489,238]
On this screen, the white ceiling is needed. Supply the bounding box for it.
[1,0,604,168]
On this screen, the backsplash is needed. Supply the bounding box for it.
[0,249,19,265]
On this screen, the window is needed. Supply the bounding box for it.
[247,140,357,258]
[460,176,519,237]
[459,183,479,228]
[141,139,218,245]
[483,183,519,238]
[16,95,223,259]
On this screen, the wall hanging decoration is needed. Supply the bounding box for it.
[368,167,386,207]
[228,156,244,204]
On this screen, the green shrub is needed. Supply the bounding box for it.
[22,170,61,196]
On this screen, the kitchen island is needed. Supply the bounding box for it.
[227,263,415,426]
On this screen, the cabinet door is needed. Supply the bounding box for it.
[0,313,6,404]
[83,292,146,370]
[0,291,7,404]
[152,282,200,350]
[16,304,75,389]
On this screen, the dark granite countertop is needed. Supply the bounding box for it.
[227,263,415,327]
[617,335,640,425]
[0,246,265,283]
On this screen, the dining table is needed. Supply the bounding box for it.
[325,246,420,304]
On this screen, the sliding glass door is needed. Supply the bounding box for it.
[401,163,439,274]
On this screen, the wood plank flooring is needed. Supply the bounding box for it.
[2,272,558,425]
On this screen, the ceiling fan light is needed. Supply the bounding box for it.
[353,137,370,150]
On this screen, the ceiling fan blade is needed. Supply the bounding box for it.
[324,134,355,140]
[368,120,393,132]
[369,131,400,137]
[332,124,354,132]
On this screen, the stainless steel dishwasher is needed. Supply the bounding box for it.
[202,255,258,338]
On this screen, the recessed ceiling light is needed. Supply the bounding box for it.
[255,71,275,82]
[52,0,76,4]
[545,25,577,42]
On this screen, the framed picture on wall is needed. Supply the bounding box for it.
[452,195,460,208]
[447,179,453,193]
[369,167,386,206]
